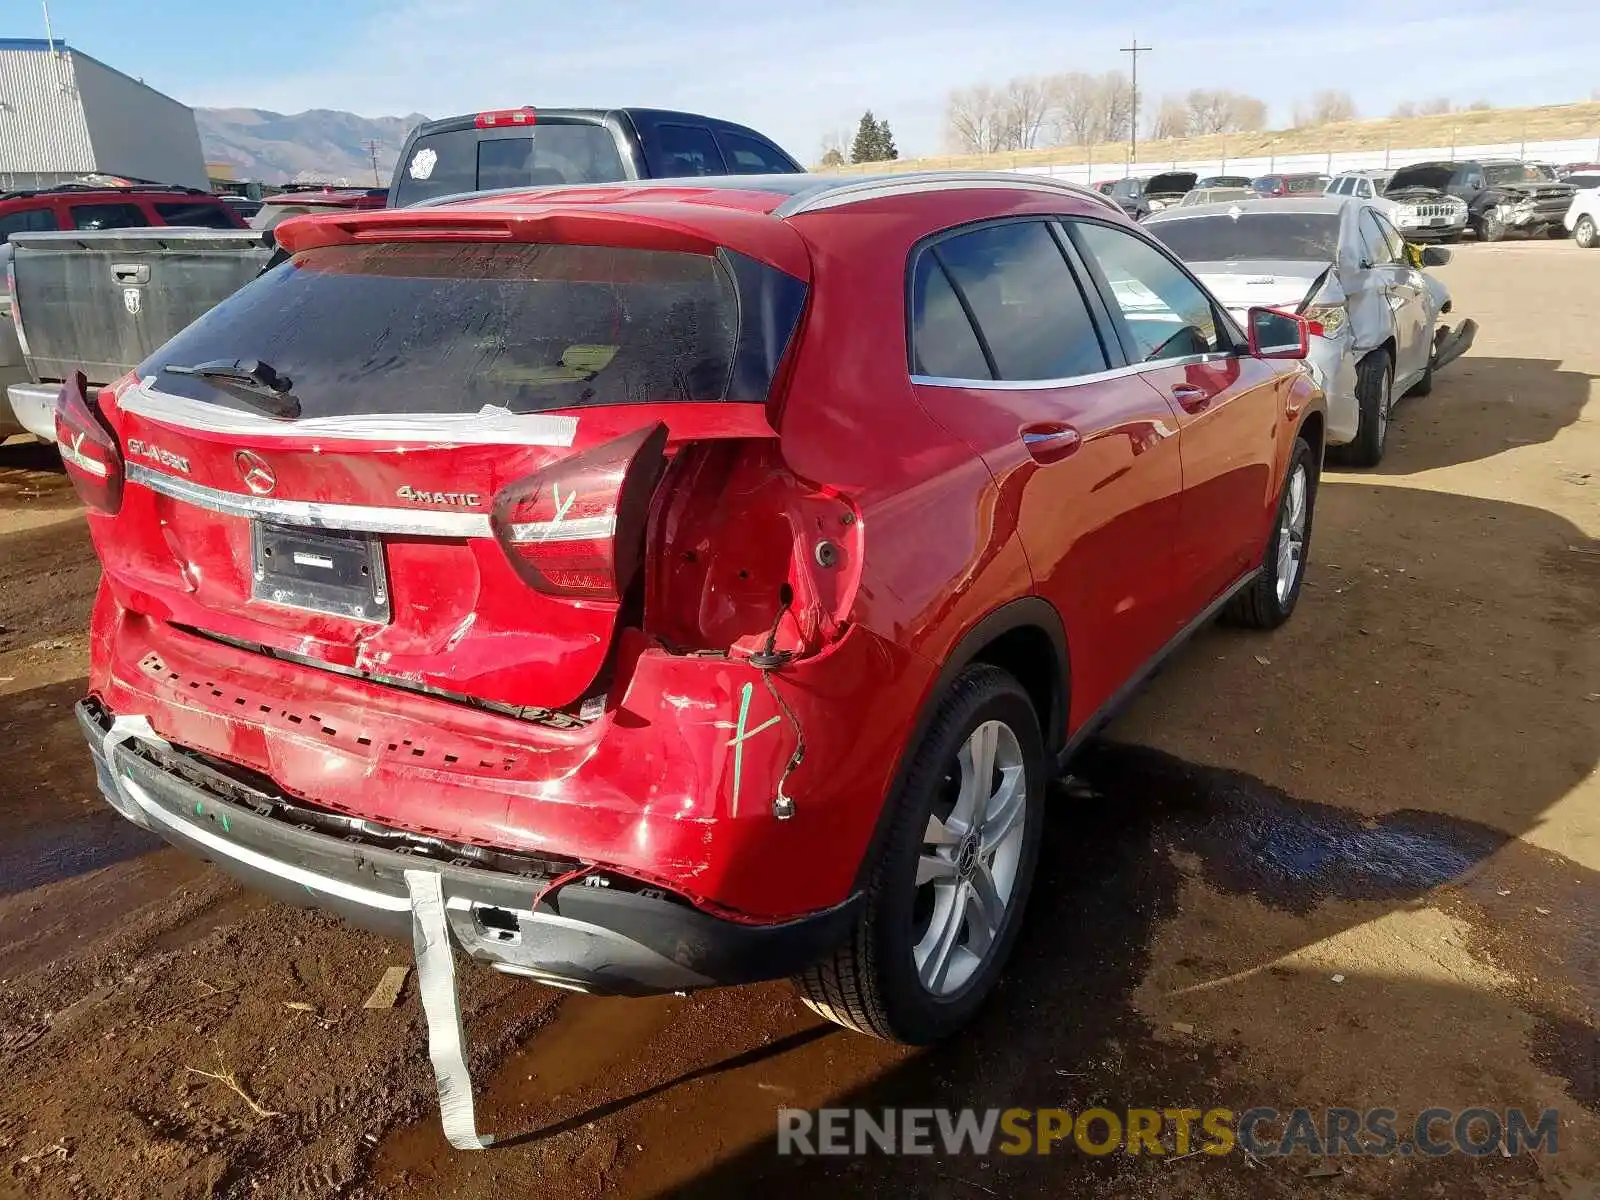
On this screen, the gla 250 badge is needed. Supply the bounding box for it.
[126,439,191,474]
[396,485,482,507]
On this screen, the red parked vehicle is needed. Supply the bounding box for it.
[1250,172,1332,198]
[0,182,246,242]
[63,172,1323,1045]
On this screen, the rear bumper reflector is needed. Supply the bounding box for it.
[126,462,493,538]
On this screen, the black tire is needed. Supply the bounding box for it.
[1223,436,1317,631]
[1337,351,1393,468]
[1406,344,1435,398]
[1443,231,1464,245]
[1545,225,1569,240]
[795,664,1046,1044]
[1575,216,1598,249]
[1479,212,1507,242]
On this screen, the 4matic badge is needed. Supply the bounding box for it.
[397,485,482,507]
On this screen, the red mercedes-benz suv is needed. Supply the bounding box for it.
[62,172,1323,1046]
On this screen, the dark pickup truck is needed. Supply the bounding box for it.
[5,106,803,441]
[1386,159,1577,242]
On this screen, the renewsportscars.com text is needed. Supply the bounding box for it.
[776,1106,1561,1158]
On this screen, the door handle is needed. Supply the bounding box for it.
[1171,383,1212,412]
[1020,422,1081,463]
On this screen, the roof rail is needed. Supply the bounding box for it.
[771,171,1122,218]
[0,180,212,202]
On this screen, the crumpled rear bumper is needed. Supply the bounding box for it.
[77,699,861,995]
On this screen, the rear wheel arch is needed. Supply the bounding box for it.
[850,597,1070,891]
[1295,410,1326,467]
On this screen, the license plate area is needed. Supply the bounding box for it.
[250,523,389,622]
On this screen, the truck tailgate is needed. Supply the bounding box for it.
[10,228,272,386]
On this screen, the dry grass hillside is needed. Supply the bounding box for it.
[826,100,1600,173]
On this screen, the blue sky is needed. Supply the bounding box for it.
[28,0,1600,159]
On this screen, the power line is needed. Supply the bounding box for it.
[1120,36,1153,165]
[362,139,382,187]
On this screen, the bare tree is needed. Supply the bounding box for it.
[945,84,1005,153]
[1095,71,1136,146]
[1294,89,1357,127]
[1184,89,1268,135]
[1391,100,1418,119]
[1149,95,1190,141]
[1466,98,1494,111]
[1001,76,1054,150]
[1046,72,1101,144]
[1419,97,1454,116]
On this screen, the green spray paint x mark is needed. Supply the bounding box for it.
[725,682,782,818]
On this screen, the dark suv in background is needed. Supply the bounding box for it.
[389,106,803,207]
[1385,159,1576,241]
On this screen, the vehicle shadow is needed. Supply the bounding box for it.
[0,677,155,897]
[619,479,1598,1198]
[1381,355,1593,474]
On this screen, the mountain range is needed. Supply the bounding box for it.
[195,108,431,186]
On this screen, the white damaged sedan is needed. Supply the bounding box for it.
[1145,196,1475,466]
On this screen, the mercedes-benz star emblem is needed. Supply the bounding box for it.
[235,450,276,496]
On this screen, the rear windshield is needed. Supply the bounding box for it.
[1150,213,1341,263]
[1284,175,1328,194]
[139,241,805,418]
[392,123,628,207]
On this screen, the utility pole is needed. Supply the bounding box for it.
[1120,36,1152,165]
[362,139,382,187]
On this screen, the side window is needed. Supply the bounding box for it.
[0,206,60,243]
[655,124,726,176]
[1072,221,1224,361]
[1357,179,1373,199]
[909,255,991,380]
[1371,211,1406,260]
[154,202,236,229]
[1358,210,1396,265]
[69,203,147,231]
[715,130,796,174]
[923,220,1108,381]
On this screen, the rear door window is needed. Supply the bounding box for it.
[0,206,60,242]
[655,125,726,176]
[141,241,806,418]
[69,203,148,230]
[715,130,796,174]
[917,220,1108,381]
[1071,221,1225,361]
[155,201,237,229]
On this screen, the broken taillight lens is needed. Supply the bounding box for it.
[55,371,125,515]
[490,423,668,600]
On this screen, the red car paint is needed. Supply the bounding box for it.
[72,177,1321,924]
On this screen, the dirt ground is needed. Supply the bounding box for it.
[0,240,1595,1200]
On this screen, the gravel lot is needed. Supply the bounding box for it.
[0,238,1594,1200]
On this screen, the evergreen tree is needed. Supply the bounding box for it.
[850,110,882,163]
[876,117,898,160]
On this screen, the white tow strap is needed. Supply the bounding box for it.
[404,869,495,1150]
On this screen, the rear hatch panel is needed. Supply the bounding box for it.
[91,223,808,715]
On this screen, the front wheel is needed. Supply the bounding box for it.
[796,665,1045,1044]
[1337,351,1393,468]
[1223,436,1317,631]
[1478,212,1508,242]
[1575,216,1598,249]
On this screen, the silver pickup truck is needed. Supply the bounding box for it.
[5,227,273,441]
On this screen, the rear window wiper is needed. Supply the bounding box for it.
[162,358,300,419]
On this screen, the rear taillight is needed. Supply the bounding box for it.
[475,107,537,129]
[6,260,28,357]
[491,423,668,600]
[55,371,125,514]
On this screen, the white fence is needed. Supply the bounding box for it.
[1007,138,1600,184]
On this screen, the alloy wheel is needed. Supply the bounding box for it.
[1275,463,1309,605]
[912,720,1028,997]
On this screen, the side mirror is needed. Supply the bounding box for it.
[1246,307,1310,359]
[1420,245,1451,267]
